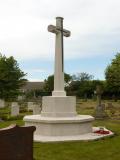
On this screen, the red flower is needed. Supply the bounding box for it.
[94,130,110,134]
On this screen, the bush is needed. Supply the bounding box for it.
[0,115,24,121]
[20,108,28,113]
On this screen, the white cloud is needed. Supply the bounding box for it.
[0,0,120,60]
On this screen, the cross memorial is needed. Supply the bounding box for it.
[24,17,96,142]
[48,17,70,96]
[94,85,108,119]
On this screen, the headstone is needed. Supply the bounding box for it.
[0,99,5,108]
[0,124,36,160]
[18,95,24,101]
[107,102,113,109]
[94,85,108,119]
[33,104,41,115]
[28,102,34,111]
[11,102,19,116]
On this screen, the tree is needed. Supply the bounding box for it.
[44,73,72,92]
[72,72,94,81]
[44,75,54,92]
[69,72,94,97]
[91,80,104,93]
[105,53,120,98]
[0,54,27,100]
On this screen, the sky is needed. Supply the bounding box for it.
[0,0,120,81]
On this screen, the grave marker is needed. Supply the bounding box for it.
[94,85,108,119]
[28,102,34,111]
[11,102,19,116]
[33,104,41,115]
[0,99,5,108]
[0,124,36,160]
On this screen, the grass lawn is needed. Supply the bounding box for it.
[0,100,120,160]
[33,119,120,160]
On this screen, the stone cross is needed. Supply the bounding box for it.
[96,85,103,106]
[94,85,108,119]
[48,17,70,96]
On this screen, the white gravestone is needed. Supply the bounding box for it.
[24,17,111,142]
[28,102,34,111]
[18,95,23,101]
[11,102,19,116]
[0,99,5,108]
[33,104,41,115]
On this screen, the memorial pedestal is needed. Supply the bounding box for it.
[24,114,94,142]
[24,96,95,142]
[41,96,77,117]
[24,17,113,142]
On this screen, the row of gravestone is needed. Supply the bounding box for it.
[0,98,114,119]
[27,102,42,114]
[0,100,42,116]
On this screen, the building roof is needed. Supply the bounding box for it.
[21,81,44,91]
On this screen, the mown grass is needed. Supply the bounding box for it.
[33,119,120,160]
[0,100,120,160]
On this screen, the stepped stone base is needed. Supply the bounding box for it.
[24,115,113,142]
[34,127,114,142]
[24,115,95,142]
[23,96,113,142]
[41,96,77,117]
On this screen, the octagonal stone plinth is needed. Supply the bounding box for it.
[41,96,77,117]
[24,115,95,142]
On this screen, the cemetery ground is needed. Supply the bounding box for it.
[0,100,120,160]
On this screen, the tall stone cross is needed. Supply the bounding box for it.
[48,17,70,96]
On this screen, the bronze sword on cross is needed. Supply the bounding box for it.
[48,17,70,72]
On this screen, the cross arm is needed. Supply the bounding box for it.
[48,25,71,37]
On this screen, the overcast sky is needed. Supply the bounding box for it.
[0,0,120,81]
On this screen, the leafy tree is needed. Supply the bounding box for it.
[91,80,104,93]
[44,73,72,92]
[105,53,120,97]
[72,72,94,81]
[64,73,72,86]
[44,75,54,92]
[0,54,27,100]
[69,72,94,97]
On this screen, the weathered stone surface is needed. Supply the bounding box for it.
[94,85,108,119]
[28,102,34,111]
[24,115,94,137]
[94,104,108,119]
[11,102,19,116]
[48,25,70,37]
[0,99,5,108]
[41,96,77,117]
[33,104,41,115]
